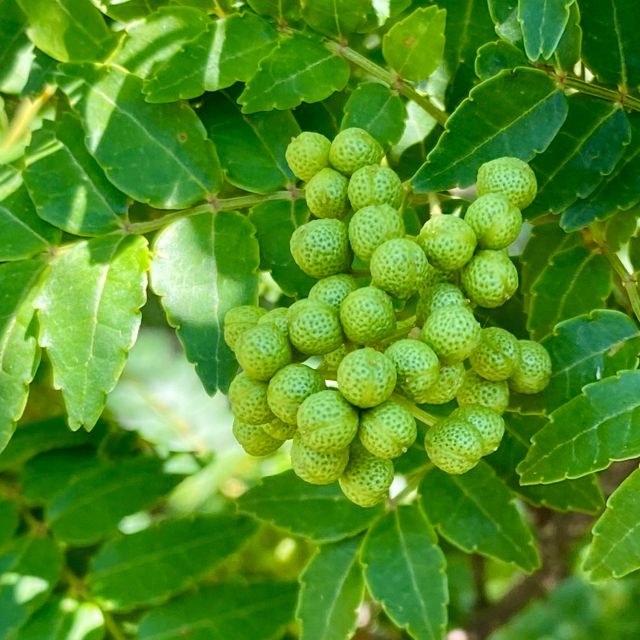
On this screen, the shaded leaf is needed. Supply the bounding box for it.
[301,0,373,38]
[488,0,523,45]
[0,501,19,550]
[475,40,528,80]
[552,1,581,71]
[294,91,349,140]
[0,0,33,94]
[21,49,58,98]
[518,0,575,61]
[603,207,639,252]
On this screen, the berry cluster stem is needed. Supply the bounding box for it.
[389,392,439,426]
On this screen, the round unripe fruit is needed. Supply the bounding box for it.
[457,370,509,415]
[451,405,505,456]
[348,204,405,263]
[290,219,352,278]
[337,348,397,408]
[348,164,403,211]
[420,305,481,364]
[418,215,477,271]
[339,442,394,507]
[340,286,396,345]
[261,417,297,440]
[477,157,537,209]
[469,327,521,381]
[420,261,458,295]
[323,343,350,371]
[418,362,466,405]
[228,372,274,424]
[235,323,292,381]
[465,193,522,250]
[425,418,483,474]
[509,340,552,394]
[257,307,289,336]
[291,434,349,484]
[285,131,331,182]
[305,168,350,219]
[370,238,428,300]
[417,283,466,323]
[309,274,357,311]
[461,250,519,308]
[232,419,284,456]
[359,401,417,459]
[385,339,439,403]
[224,305,267,350]
[297,389,359,453]
[287,299,343,355]
[330,128,384,175]
[267,364,325,424]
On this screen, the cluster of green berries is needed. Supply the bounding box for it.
[224,132,551,507]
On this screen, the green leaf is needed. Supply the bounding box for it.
[420,461,540,571]
[526,245,612,340]
[0,0,33,94]
[248,200,315,298]
[150,212,260,395]
[59,63,222,209]
[238,35,350,114]
[518,370,640,485]
[301,0,373,38]
[294,92,349,140]
[21,49,58,98]
[525,95,631,219]
[92,0,166,21]
[362,505,448,640]
[36,235,149,431]
[474,40,528,80]
[411,68,567,193]
[236,470,384,543]
[488,0,523,45]
[0,260,44,453]
[341,83,407,150]
[552,1,581,71]
[297,536,364,640]
[23,114,127,236]
[0,501,19,550]
[517,0,575,61]
[246,0,301,23]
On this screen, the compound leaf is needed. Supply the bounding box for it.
[518,0,575,61]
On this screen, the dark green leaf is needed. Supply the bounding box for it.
[294,92,349,140]
[0,501,19,550]
[247,0,301,23]
[603,207,639,251]
[474,41,528,80]
[21,49,58,98]
[301,0,373,38]
[0,0,33,94]
[518,0,575,61]
[552,1,581,71]
[488,0,523,45]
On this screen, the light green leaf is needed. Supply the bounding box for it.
[362,505,448,640]
[36,234,149,431]
[420,461,540,571]
[474,41,528,81]
[518,0,575,61]
[59,63,222,209]
[150,211,259,395]
[301,0,373,38]
[0,0,34,94]
[0,501,19,549]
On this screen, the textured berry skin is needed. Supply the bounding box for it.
[348,164,403,211]
[370,238,428,300]
[509,340,552,394]
[385,339,439,403]
[228,372,274,424]
[477,157,537,209]
[323,343,350,371]
[291,434,349,484]
[461,250,519,309]
[290,219,352,278]
[309,274,357,311]
[305,168,350,219]
[224,305,267,350]
[420,305,481,364]
[297,389,359,453]
[451,405,505,456]
[457,370,510,415]
[465,193,522,250]
[348,204,405,263]
[339,442,394,507]
[359,401,417,459]
[232,419,284,456]
[287,299,343,355]
[425,418,482,475]
[469,327,521,381]
[261,417,298,440]
[419,261,458,296]
[330,128,384,176]
[337,347,397,408]
[340,286,397,345]
[417,283,466,323]
[418,215,477,271]
[257,307,289,336]
[285,131,331,182]
[417,362,466,405]
[267,363,326,424]
[235,323,292,381]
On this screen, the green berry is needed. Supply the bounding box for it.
[451,404,505,456]
[469,327,521,381]
[232,419,284,456]
[340,286,397,345]
[262,417,298,440]
[224,305,267,350]
[418,215,477,271]
[257,307,289,336]
[420,305,481,364]
[291,434,349,484]
[457,370,509,415]
[339,442,394,507]
[425,418,482,475]
[287,299,343,355]
[297,389,359,453]
[330,128,384,176]
[509,340,552,394]
[419,261,458,296]
[370,238,428,300]
[309,274,358,311]
[418,362,466,405]
[285,131,331,182]
[461,250,519,309]
[417,283,467,324]
[348,204,405,263]
[267,363,326,424]
[323,343,350,371]
[228,372,274,424]
[305,168,350,219]
[477,157,537,209]
[337,347,397,408]
[235,323,292,381]
[359,401,417,459]
[290,219,352,278]
[465,193,522,250]
[348,164,403,211]
[385,339,439,403]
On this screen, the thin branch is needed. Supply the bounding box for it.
[103,611,128,640]
[563,76,640,113]
[390,392,439,427]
